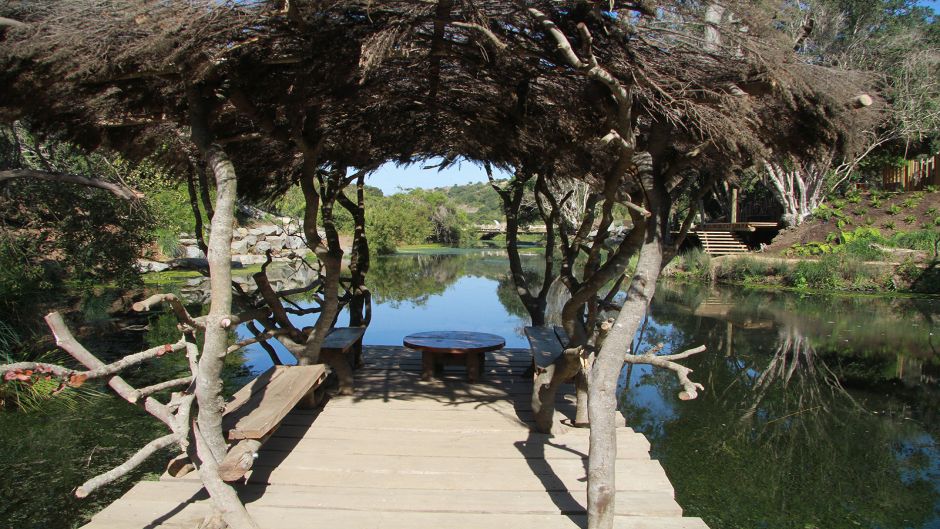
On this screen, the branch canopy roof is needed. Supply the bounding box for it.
[0,0,883,197]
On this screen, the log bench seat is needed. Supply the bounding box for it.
[524,326,587,433]
[319,326,367,394]
[214,364,328,481]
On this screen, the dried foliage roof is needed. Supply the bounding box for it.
[0,0,882,199]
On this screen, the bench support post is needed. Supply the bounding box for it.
[532,350,582,433]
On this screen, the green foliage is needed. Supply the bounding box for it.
[903,214,917,224]
[812,204,847,222]
[883,220,896,230]
[846,192,862,204]
[852,207,868,216]
[926,207,938,216]
[902,197,920,209]
[677,248,712,281]
[0,126,160,310]
[364,189,472,252]
[788,241,835,256]
[886,204,903,215]
[889,229,940,253]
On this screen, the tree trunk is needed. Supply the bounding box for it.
[197,146,260,529]
[587,163,667,529]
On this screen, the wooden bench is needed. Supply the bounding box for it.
[215,364,328,481]
[524,326,588,433]
[319,326,367,395]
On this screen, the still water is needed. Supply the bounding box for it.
[236,249,940,529]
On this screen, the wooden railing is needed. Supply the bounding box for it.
[882,154,940,191]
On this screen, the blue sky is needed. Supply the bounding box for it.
[365,158,511,195]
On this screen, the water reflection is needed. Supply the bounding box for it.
[626,283,940,529]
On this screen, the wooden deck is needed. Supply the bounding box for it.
[82,346,708,529]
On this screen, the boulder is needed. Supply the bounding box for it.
[285,235,307,250]
[231,238,251,255]
[183,245,205,259]
[260,224,281,236]
[236,254,268,265]
[248,228,266,237]
[235,227,249,237]
[136,259,170,273]
[253,240,272,254]
[266,236,286,251]
[242,234,258,247]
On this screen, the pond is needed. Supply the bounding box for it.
[3,249,938,529]
[228,249,940,529]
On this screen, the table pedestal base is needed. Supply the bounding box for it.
[421,351,485,383]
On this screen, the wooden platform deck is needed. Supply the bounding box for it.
[82,346,708,529]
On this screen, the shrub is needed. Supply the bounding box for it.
[927,207,938,216]
[788,241,834,256]
[865,216,875,226]
[882,221,896,230]
[679,248,711,281]
[902,197,920,209]
[813,204,847,222]
[886,204,902,215]
[890,230,940,253]
[903,215,917,225]
[869,197,882,208]
[852,207,868,216]
[846,193,862,204]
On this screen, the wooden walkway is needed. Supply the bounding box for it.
[82,347,708,529]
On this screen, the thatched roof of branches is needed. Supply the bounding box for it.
[0,0,882,199]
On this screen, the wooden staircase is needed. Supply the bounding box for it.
[694,230,749,255]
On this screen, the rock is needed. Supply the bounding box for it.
[267,236,286,251]
[242,234,258,248]
[178,238,198,245]
[183,245,205,259]
[248,228,266,237]
[135,259,170,273]
[285,235,307,250]
[261,224,281,236]
[236,254,268,265]
[231,238,251,255]
[254,241,272,254]
[235,227,249,237]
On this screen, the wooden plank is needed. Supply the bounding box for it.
[223,366,283,418]
[322,326,366,353]
[224,365,327,440]
[116,481,684,516]
[256,428,650,459]
[243,454,668,488]
[87,500,708,529]
[524,326,564,368]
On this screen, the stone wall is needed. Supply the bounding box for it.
[138,219,319,272]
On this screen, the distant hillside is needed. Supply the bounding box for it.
[431,180,506,225]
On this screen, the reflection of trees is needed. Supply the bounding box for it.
[367,251,546,314]
[739,325,854,426]
[621,300,939,529]
[367,254,465,306]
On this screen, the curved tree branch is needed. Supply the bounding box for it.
[0,169,143,200]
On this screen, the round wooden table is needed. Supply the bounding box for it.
[403,331,506,383]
